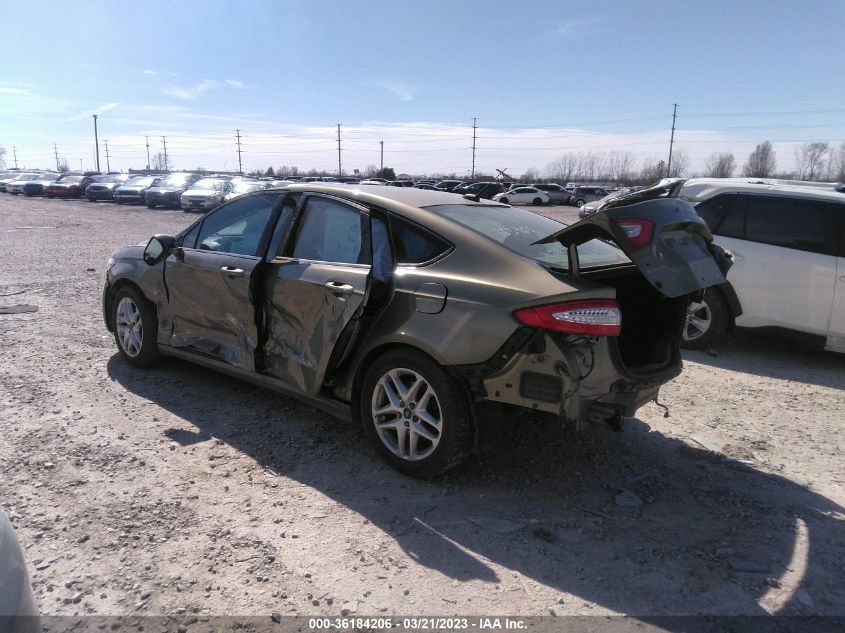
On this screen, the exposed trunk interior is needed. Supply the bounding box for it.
[583,266,687,375]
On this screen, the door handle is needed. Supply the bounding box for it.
[220,266,245,277]
[324,281,354,296]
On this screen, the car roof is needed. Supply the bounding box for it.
[281,182,498,208]
[680,177,845,204]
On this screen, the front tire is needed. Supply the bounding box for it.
[682,290,729,350]
[499,197,509,204]
[532,197,543,206]
[575,198,585,207]
[360,350,472,478]
[112,286,162,367]
[146,200,157,209]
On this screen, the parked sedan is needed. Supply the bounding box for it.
[0,507,40,631]
[3,173,41,194]
[223,179,270,202]
[180,177,232,212]
[21,173,61,196]
[86,175,129,202]
[43,175,98,198]
[492,186,550,206]
[104,183,731,477]
[114,176,161,204]
[144,172,203,208]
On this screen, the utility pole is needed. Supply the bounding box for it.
[104,140,111,173]
[79,159,83,171]
[471,117,478,179]
[336,123,342,177]
[379,140,384,173]
[54,144,60,171]
[145,136,151,170]
[236,129,243,174]
[92,114,100,173]
[161,136,168,172]
[667,103,678,178]
[12,146,18,169]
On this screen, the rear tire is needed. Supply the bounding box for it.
[682,290,729,350]
[146,200,157,209]
[575,198,585,207]
[360,349,472,478]
[112,286,162,368]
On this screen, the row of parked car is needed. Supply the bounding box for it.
[0,170,287,212]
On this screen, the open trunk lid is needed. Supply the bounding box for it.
[536,185,732,298]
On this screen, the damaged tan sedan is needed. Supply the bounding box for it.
[103,182,731,477]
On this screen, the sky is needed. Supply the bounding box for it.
[1,0,844,177]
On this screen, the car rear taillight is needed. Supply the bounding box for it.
[514,300,621,336]
[612,219,653,248]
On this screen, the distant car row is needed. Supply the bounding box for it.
[0,171,283,213]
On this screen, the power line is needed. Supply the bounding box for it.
[12,146,18,168]
[471,117,477,178]
[161,136,168,171]
[667,103,678,177]
[236,129,243,174]
[54,143,60,171]
[145,136,151,170]
[337,123,342,176]
[103,140,111,172]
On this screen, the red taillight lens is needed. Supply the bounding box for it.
[514,300,622,336]
[613,219,653,248]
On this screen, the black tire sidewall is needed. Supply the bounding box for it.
[682,290,729,350]
[112,286,161,367]
[360,349,471,478]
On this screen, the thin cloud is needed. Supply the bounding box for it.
[550,17,604,38]
[225,79,246,89]
[368,80,420,102]
[64,102,122,121]
[162,80,218,100]
[142,69,159,76]
[0,87,28,95]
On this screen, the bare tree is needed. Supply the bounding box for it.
[832,142,845,182]
[57,158,69,173]
[519,167,541,182]
[667,148,689,178]
[639,157,666,184]
[794,142,829,181]
[546,152,580,183]
[151,152,167,170]
[607,151,635,182]
[705,152,736,178]
[742,141,776,178]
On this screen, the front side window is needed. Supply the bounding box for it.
[291,197,369,265]
[194,192,280,256]
[695,193,738,234]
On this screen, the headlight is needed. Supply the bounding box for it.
[106,257,115,268]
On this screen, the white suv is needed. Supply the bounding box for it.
[677,178,845,352]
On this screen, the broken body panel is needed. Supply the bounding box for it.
[104,184,730,449]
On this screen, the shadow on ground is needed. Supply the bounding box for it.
[106,345,845,618]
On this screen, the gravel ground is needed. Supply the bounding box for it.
[1,194,844,619]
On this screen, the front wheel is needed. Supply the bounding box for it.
[360,350,472,478]
[146,200,157,209]
[499,197,509,204]
[682,290,729,350]
[575,198,585,207]
[112,286,161,367]
[532,197,543,206]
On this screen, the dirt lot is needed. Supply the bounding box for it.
[1,194,844,620]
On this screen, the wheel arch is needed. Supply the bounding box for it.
[103,279,152,332]
[348,341,484,452]
[711,281,742,330]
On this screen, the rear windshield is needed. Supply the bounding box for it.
[124,177,155,186]
[424,203,630,270]
[191,178,227,191]
[160,173,193,186]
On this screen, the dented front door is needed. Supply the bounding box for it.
[262,194,372,395]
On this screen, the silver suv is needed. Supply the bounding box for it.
[570,186,610,207]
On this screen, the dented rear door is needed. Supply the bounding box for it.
[537,196,732,298]
[262,194,372,395]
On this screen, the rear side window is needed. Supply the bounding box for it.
[292,196,369,264]
[390,216,450,265]
[744,196,827,255]
[695,193,739,234]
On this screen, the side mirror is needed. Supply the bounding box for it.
[143,234,177,266]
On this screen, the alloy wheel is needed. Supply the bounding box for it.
[115,296,143,357]
[683,300,712,342]
[371,368,443,461]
